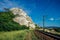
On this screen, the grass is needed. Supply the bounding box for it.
[0,30,28,40]
[0,30,39,40]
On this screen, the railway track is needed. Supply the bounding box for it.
[34,30,60,40]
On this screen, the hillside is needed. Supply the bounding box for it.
[10,8,35,29]
[0,11,29,31]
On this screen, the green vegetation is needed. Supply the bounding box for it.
[0,30,28,40]
[35,24,40,29]
[0,30,39,40]
[0,11,29,31]
[48,28,60,35]
[53,28,60,32]
[0,9,39,40]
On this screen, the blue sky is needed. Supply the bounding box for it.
[0,0,60,27]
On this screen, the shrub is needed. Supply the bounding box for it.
[0,10,29,31]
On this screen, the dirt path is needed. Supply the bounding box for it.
[24,31,32,40]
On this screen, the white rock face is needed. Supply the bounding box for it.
[10,8,35,29]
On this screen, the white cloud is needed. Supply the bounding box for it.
[49,18,60,21]
[49,18,54,21]
[0,2,5,5]
[0,0,17,7]
[4,0,13,6]
[0,2,6,8]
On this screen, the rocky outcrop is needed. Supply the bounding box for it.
[10,8,35,29]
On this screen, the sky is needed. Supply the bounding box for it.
[0,0,60,27]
